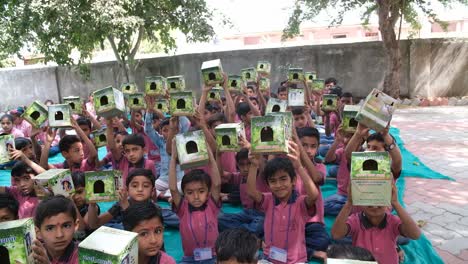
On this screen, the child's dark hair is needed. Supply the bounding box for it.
[34,195,77,228]
[236,102,251,118]
[0,114,14,122]
[329,86,343,97]
[207,113,227,128]
[159,119,170,130]
[249,96,259,105]
[0,193,19,219]
[126,168,156,188]
[327,244,375,261]
[181,169,212,193]
[297,127,320,145]
[15,137,32,150]
[76,116,92,129]
[291,107,305,116]
[205,102,221,113]
[122,201,163,231]
[59,135,81,152]
[11,161,36,177]
[263,157,296,183]
[216,228,259,263]
[342,92,353,98]
[71,172,85,188]
[235,148,249,163]
[367,132,385,144]
[246,85,255,92]
[325,77,338,85]
[277,86,287,93]
[122,133,145,148]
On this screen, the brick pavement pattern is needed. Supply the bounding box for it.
[392,106,468,264]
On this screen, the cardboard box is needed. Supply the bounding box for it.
[259,77,270,91]
[22,101,48,128]
[175,130,209,170]
[79,226,138,264]
[201,59,224,86]
[0,134,15,164]
[62,96,82,114]
[34,169,73,199]
[288,68,304,83]
[166,75,185,91]
[256,61,271,77]
[342,105,361,134]
[169,91,195,116]
[215,123,246,152]
[93,86,126,118]
[154,99,169,113]
[208,87,223,101]
[120,82,137,94]
[92,129,107,148]
[241,67,257,83]
[321,94,338,112]
[351,152,392,206]
[251,115,289,154]
[127,93,146,110]
[0,218,36,264]
[228,75,242,92]
[305,71,317,84]
[266,111,293,140]
[265,98,288,114]
[48,104,72,128]
[85,170,122,202]
[288,88,305,106]
[312,79,325,91]
[145,76,166,96]
[355,89,397,132]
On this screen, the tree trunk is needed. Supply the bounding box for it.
[377,1,402,98]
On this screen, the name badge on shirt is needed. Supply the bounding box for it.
[194,248,212,261]
[270,246,287,263]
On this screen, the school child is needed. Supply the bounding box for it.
[0,114,25,137]
[10,107,32,137]
[324,77,338,92]
[0,161,39,218]
[169,138,221,264]
[277,86,288,101]
[32,195,79,264]
[97,126,127,169]
[123,202,176,264]
[215,228,260,264]
[130,109,160,163]
[247,141,319,264]
[235,102,255,142]
[15,137,40,163]
[76,116,97,160]
[0,192,19,222]
[292,106,315,129]
[331,184,421,264]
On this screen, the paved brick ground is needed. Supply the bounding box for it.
[392,106,468,263]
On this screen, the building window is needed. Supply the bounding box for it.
[365,32,379,37]
[332,34,347,39]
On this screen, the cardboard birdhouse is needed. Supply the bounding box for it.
[0,218,35,264]
[85,170,122,202]
[154,99,169,113]
[166,75,185,92]
[266,111,293,140]
[208,87,223,101]
[351,152,392,206]
[256,61,271,77]
[34,169,73,199]
[228,75,242,92]
[48,104,72,128]
[241,68,257,83]
[312,79,325,91]
[288,68,304,84]
[305,71,317,84]
[92,129,107,148]
[215,123,246,152]
[145,76,166,96]
[175,130,209,170]
[0,135,14,164]
[201,59,224,86]
[259,77,270,91]
[342,105,361,134]
[79,226,138,264]
[22,101,48,128]
[265,98,288,114]
[169,91,195,116]
[127,93,146,110]
[62,96,82,114]
[120,82,137,94]
[355,89,397,132]
[251,115,289,154]
[288,88,305,107]
[321,94,338,112]
[93,86,126,118]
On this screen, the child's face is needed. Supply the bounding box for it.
[278,91,288,100]
[124,144,145,164]
[161,125,169,140]
[340,96,353,105]
[267,169,294,202]
[72,187,86,208]
[363,206,387,219]
[250,99,260,112]
[204,109,214,121]
[241,111,252,124]
[79,124,92,137]
[12,173,35,195]
[62,142,84,164]
[0,208,16,223]
[128,176,154,202]
[13,116,23,125]
[151,119,160,131]
[300,136,319,160]
[21,143,36,160]
[293,114,307,128]
[36,213,78,254]
[133,217,164,258]
[134,112,143,123]
[246,88,255,97]
[1,118,13,132]
[115,134,125,153]
[237,159,250,176]
[367,140,385,152]
[183,181,210,208]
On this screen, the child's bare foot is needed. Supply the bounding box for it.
[313,250,327,260]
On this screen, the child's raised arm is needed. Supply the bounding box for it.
[9,148,45,174]
[105,118,123,162]
[87,202,113,230]
[165,117,179,155]
[72,117,97,162]
[222,73,237,123]
[331,188,354,240]
[324,125,344,163]
[39,127,57,169]
[169,138,182,208]
[206,142,221,202]
[392,184,421,239]
[345,123,369,162]
[382,126,402,177]
[246,153,263,203]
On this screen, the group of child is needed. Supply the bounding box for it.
[0,74,421,264]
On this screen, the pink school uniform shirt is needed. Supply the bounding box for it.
[118,157,157,187]
[154,251,176,264]
[6,186,39,218]
[131,125,161,162]
[325,112,340,135]
[258,191,315,264]
[175,197,221,257]
[220,152,237,174]
[14,120,32,138]
[347,212,402,264]
[295,163,326,224]
[50,241,78,264]
[335,147,350,196]
[230,172,269,210]
[53,159,96,173]
[1,127,25,138]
